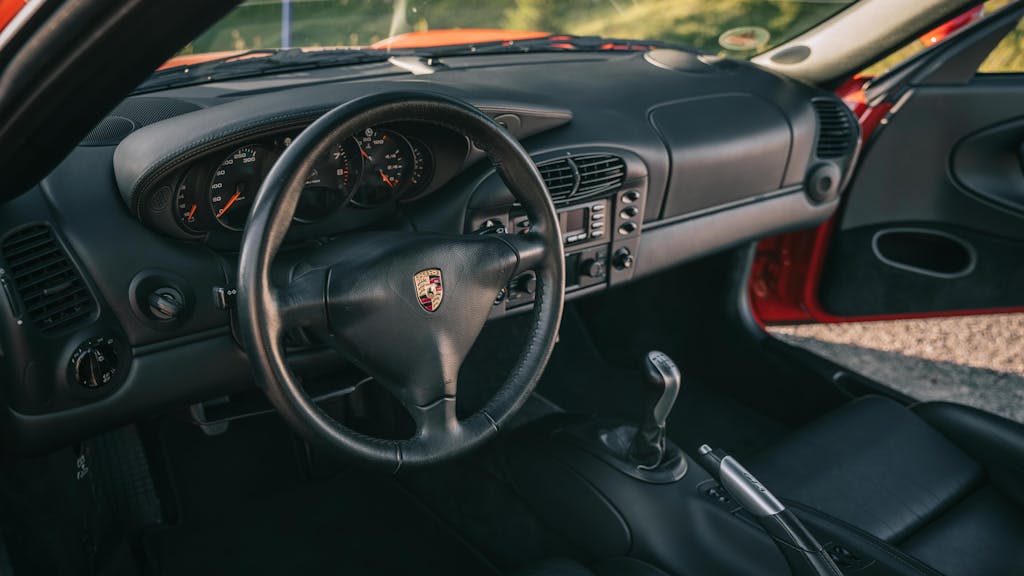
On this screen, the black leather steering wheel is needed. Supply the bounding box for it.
[236,92,565,471]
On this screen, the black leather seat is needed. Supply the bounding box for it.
[750,396,1024,576]
[513,556,669,576]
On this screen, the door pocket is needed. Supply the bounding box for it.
[872,228,976,279]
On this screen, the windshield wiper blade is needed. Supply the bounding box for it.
[419,34,701,57]
[134,48,396,93]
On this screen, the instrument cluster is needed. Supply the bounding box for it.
[172,126,435,233]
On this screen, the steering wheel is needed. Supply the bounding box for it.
[236,92,565,471]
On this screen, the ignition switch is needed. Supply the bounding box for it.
[148,286,186,321]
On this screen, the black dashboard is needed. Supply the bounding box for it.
[0,49,859,453]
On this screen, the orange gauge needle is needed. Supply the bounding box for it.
[379,170,394,188]
[187,204,197,220]
[359,147,371,160]
[217,190,242,217]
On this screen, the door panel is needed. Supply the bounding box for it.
[751,5,1024,422]
[820,78,1024,317]
[837,82,1024,239]
[752,5,1024,323]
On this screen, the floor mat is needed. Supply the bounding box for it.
[145,415,498,576]
[146,473,497,576]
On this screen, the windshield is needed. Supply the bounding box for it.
[177,0,854,62]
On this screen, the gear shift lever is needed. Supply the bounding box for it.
[629,351,681,468]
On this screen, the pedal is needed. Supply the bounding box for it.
[91,426,162,528]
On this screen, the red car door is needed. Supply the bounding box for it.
[751,3,1024,325]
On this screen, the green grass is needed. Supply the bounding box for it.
[180,0,1024,76]
[181,0,849,57]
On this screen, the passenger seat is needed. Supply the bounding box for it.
[749,396,1024,576]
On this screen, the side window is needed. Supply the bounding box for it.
[978,15,1024,73]
[860,0,1015,78]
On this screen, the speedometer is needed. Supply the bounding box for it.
[209,145,266,230]
[352,128,410,207]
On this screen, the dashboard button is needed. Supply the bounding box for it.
[622,190,641,204]
[618,222,638,235]
[620,206,640,219]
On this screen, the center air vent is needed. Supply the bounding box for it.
[1,225,96,333]
[536,154,626,206]
[812,99,855,158]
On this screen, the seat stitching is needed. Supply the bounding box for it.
[783,499,946,576]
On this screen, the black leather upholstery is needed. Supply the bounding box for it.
[513,558,596,576]
[750,396,1024,576]
[513,557,669,576]
[915,401,1024,507]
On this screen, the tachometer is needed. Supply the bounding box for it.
[294,139,360,222]
[352,128,409,207]
[209,145,266,230]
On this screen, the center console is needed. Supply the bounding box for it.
[466,150,646,317]
[504,353,944,576]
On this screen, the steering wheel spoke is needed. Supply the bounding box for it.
[499,230,548,276]
[275,265,330,331]
[405,391,459,439]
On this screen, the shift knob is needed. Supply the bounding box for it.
[642,350,681,428]
[630,351,682,468]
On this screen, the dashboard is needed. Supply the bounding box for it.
[0,49,859,453]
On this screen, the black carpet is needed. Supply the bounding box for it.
[144,415,498,576]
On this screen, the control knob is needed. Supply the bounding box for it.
[71,337,119,389]
[580,257,607,279]
[613,248,635,270]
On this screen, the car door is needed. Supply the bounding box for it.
[751,2,1024,323]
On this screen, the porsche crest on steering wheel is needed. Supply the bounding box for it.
[414,268,444,312]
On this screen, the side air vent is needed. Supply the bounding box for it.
[536,154,626,206]
[1,225,96,333]
[812,99,855,158]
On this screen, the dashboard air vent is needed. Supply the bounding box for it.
[536,154,626,206]
[575,154,627,197]
[1,225,95,333]
[812,99,855,158]
[538,158,577,203]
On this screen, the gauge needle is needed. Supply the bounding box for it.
[187,204,197,220]
[359,147,371,161]
[379,170,394,189]
[217,190,242,217]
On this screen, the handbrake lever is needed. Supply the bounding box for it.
[698,445,843,576]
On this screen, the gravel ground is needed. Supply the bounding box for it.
[770,314,1024,423]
